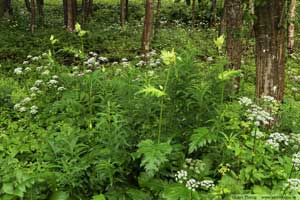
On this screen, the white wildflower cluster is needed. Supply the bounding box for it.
[261,95,277,104]
[247,104,274,126]
[136,50,161,67]
[121,58,130,67]
[238,97,253,106]
[13,96,38,115]
[41,69,50,76]
[292,152,300,171]
[174,170,188,183]
[289,134,300,151]
[30,105,38,115]
[238,96,281,126]
[48,79,59,87]
[83,51,108,69]
[266,132,289,150]
[199,180,215,190]
[14,67,23,75]
[186,178,200,191]
[174,158,214,191]
[71,52,109,77]
[285,179,300,192]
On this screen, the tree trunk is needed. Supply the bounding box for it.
[63,0,68,27]
[210,0,217,27]
[248,0,254,37]
[224,0,243,89]
[66,0,76,32]
[141,0,153,60]
[254,0,285,101]
[31,0,35,33]
[288,0,296,54]
[120,0,126,29]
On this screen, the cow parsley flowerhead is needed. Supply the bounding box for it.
[293,152,300,171]
[30,105,38,114]
[285,179,300,192]
[14,67,23,75]
[238,97,253,106]
[266,132,289,150]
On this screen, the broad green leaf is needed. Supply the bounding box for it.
[214,35,225,50]
[49,191,69,200]
[162,183,190,200]
[92,194,106,200]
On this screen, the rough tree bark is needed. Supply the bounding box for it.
[248,0,254,36]
[254,0,285,101]
[66,0,76,32]
[141,0,153,60]
[31,0,35,33]
[63,0,68,27]
[120,0,126,29]
[224,0,243,89]
[288,0,296,54]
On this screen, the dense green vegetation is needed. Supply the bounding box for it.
[1,0,300,199]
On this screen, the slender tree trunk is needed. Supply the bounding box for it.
[31,0,35,33]
[120,0,126,29]
[248,0,254,37]
[224,0,243,90]
[87,0,93,16]
[63,0,68,27]
[288,0,296,54]
[254,0,286,101]
[66,0,76,31]
[191,0,196,29]
[141,0,153,60]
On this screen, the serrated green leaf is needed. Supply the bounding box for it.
[134,140,172,177]
[136,85,166,98]
[189,127,217,153]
